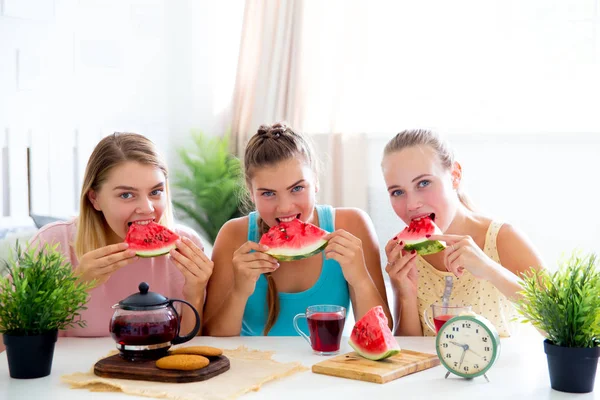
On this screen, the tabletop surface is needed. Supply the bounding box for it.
[1,335,598,400]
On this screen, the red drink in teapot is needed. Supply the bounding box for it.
[109,282,200,360]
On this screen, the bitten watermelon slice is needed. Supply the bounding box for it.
[259,218,328,261]
[125,222,180,258]
[349,305,401,360]
[395,213,445,255]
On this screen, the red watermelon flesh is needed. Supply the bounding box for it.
[125,221,180,258]
[259,218,328,261]
[349,305,401,360]
[395,213,446,255]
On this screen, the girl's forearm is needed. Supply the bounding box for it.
[180,291,204,337]
[485,263,524,301]
[393,296,423,336]
[351,279,393,329]
[202,290,248,336]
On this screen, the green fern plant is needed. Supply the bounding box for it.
[172,131,247,244]
[515,251,600,348]
[0,242,93,335]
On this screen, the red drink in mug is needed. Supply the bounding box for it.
[294,305,346,355]
[424,304,472,333]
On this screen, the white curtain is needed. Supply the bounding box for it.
[230,0,370,208]
[230,0,305,157]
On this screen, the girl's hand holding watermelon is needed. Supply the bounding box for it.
[323,230,370,289]
[428,234,495,279]
[169,236,215,300]
[384,238,418,299]
[232,241,279,298]
[75,243,139,287]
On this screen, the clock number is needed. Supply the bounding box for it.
[474,364,479,369]
[442,343,448,348]
[445,353,451,358]
[482,337,488,343]
[484,346,490,352]
[445,334,454,339]
[483,356,488,362]
[454,362,458,368]
[462,323,471,328]
[476,329,479,334]
[452,327,459,332]
[463,366,469,372]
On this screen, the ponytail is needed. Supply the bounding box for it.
[263,273,280,335]
[457,189,475,212]
[257,217,281,335]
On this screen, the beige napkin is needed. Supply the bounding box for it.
[61,346,308,400]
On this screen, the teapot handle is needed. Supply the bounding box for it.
[169,299,201,345]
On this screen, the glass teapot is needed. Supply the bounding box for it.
[109,282,200,360]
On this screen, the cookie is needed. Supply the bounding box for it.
[169,346,223,357]
[156,354,210,371]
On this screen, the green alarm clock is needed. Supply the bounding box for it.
[435,313,501,382]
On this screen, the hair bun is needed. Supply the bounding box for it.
[257,125,270,137]
[257,123,287,139]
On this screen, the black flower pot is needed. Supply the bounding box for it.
[544,339,600,393]
[3,330,58,379]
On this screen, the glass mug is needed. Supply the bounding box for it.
[424,304,472,333]
[293,305,346,355]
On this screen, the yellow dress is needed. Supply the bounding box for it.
[417,221,518,337]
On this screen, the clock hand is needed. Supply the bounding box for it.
[449,340,467,350]
[458,348,467,369]
[467,348,484,358]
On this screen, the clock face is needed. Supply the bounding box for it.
[435,315,500,378]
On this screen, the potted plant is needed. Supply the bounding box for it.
[515,250,600,393]
[0,242,93,379]
[172,131,247,244]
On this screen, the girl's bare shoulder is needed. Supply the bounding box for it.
[332,207,374,231]
[217,216,250,241]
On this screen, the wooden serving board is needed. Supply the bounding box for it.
[312,349,440,384]
[94,354,230,383]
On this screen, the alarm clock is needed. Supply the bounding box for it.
[435,313,501,382]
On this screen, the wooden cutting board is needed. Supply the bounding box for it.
[94,354,230,383]
[312,349,440,384]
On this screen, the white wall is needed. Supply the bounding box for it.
[165,0,244,171]
[0,0,244,220]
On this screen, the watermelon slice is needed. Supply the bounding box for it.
[349,305,401,361]
[395,213,446,255]
[259,218,328,261]
[125,222,180,258]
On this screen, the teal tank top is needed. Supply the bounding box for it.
[241,204,350,336]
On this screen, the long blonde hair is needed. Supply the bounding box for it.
[383,129,474,210]
[244,123,318,335]
[75,132,174,258]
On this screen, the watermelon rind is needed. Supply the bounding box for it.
[133,243,177,258]
[396,215,446,256]
[265,239,328,261]
[349,338,400,361]
[403,239,446,256]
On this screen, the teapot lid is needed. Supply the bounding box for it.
[119,282,169,310]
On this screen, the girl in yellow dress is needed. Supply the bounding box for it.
[381,129,545,337]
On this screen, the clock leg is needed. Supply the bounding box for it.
[445,371,451,379]
[484,374,490,383]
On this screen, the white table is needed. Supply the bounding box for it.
[0,336,597,400]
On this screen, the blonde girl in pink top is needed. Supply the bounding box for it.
[0,133,213,352]
[381,129,546,337]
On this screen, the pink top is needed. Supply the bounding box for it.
[30,219,205,337]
